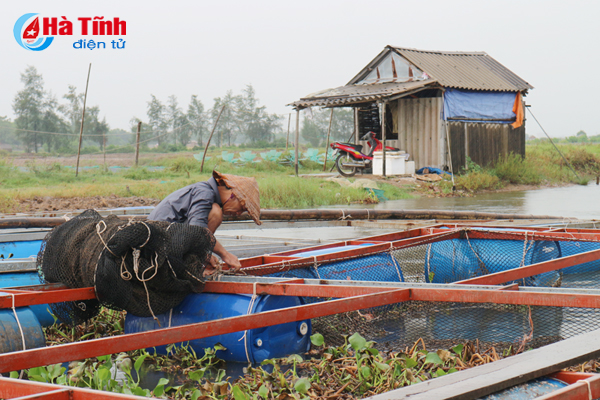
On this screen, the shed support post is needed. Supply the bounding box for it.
[323,108,334,171]
[354,107,359,144]
[382,101,387,177]
[464,121,469,170]
[295,108,300,177]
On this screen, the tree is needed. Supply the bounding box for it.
[211,92,237,147]
[12,66,46,152]
[187,95,207,146]
[167,95,189,146]
[0,116,18,147]
[40,94,70,152]
[301,114,323,147]
[235,85,281,144]
[146,95,167,146]
[300,107,354,146]
[84,106,110,149]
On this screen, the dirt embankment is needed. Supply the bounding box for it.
[15,195,159,213]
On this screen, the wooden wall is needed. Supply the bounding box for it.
[447,122,526,173]
[396,97,444,169]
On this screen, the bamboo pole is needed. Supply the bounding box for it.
[382,101,387,177]
[0,209,563,229]
[323,108,334,171]
[134,122,142,167]
[295,108,300,177]
[200,104,226,173]
[285,113,291,151]
[75,63,91,177]
[354,107,359,144]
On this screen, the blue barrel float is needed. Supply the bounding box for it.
[426,239,561,286]
[0,300,46,353]
[268,244,404,282]
[125,293,311,364]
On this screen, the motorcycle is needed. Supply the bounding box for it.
[330,131,400,177]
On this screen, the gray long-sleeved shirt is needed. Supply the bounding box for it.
[147,177,222,228]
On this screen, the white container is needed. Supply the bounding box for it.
[373,151,405,176]
[405,161,415,175]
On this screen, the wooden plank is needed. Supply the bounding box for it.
[367,327,600,400]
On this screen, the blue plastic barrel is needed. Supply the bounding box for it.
[426,239,560,286]
[124,293,311,364]
[0,271,54,327]
[0,306,46,354]
[0,240,42,259]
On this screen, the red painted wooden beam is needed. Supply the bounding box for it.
[411,287,600,308]
[204,281,391,298]
[0,288,410,373]
[537,373,600,400]
[0,377,146,399]
[0,287,96,308]
[457,248,600,286]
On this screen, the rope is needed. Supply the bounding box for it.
[339,210,352,220]
[389,250,403,282]
[10,294,27,379]
[464,231,490,275]
[313,256,321,279]
[238,282,259,364]
[577,379,593,400]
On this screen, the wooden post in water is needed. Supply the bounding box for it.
[295,108,300,177]
[200,104,226,173]
[75,63,91,177]
[323,108,334,171]
[135,122,142,167]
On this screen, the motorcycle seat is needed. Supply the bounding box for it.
[339,143,363,152]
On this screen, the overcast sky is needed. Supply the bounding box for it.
[1,0,598,138]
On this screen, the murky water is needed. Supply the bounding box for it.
[364,182,600,220]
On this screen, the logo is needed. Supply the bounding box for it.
[14,13,54,51]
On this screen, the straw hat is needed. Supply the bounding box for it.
[213,171,262,225]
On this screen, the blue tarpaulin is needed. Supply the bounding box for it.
[443,88,517,123]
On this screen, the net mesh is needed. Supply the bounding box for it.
[245,228,600,351]
[37,209,215,325]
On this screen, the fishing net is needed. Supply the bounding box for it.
[37,209,215,325]
[241,227,600,352]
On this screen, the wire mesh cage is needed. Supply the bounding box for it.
[244,228,600,352]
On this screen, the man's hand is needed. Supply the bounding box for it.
[221,251,241,270]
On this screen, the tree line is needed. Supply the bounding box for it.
[2,66,355,154]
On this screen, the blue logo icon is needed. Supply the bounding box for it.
[14,13,54,51]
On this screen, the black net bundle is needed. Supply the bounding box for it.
[37,209,215,325]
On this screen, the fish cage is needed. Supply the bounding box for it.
[3,224,600,399]
[237,226,600,352]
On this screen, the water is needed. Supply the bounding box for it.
[361,182,600,220]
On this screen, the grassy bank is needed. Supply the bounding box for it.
[0,154,412,213]
[439,143,600,193]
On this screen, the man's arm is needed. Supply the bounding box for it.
[212,240,241,270]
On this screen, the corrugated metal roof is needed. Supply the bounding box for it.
[391,47,533,92]
[289,79,437,109]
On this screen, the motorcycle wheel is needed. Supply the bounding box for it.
[335,154,358,177]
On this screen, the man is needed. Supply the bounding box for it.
[148,170,261,273]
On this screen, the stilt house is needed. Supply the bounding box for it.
[289,46,533,173]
